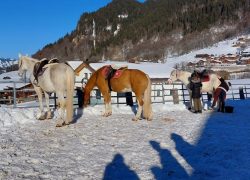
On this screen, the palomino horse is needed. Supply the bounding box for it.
[18,54,75,127]
[83,65,153,121]
[168,69,221,109]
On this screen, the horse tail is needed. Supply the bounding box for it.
[66,67,74,123]
[143,74,153,120]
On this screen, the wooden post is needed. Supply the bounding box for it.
[54,93,57,108]
[162,83,165,104]
[125,92,133,107]
[181,84,185,103]
[239,87,245,99]
[13,82,17,108]
[170,88,179,104]
[231,84,235,100]
[117,92,119,107]
[244,86,248,99]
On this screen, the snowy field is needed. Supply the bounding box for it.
[0,98,250,179]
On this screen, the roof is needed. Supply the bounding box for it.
[74,63,96,76]
[67,61,96,76]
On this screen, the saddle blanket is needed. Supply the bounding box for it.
[102,65,125,79]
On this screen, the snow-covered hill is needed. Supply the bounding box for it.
[0,58,17,69]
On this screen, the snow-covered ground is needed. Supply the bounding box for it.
[0,97,250,179]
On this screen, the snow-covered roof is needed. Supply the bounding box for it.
[67,61,83,70]
[0,71,30,90]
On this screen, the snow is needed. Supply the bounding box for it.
[0,36,250,179]
[0,96,250,179]
[88,37,244,78]
[0,71,22,82]
[0,71,30,90]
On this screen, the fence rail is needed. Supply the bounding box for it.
[0,81,249,108]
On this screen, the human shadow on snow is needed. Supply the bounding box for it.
[103,153,139,180]
[149,140,189,179]
[71,107,84,124]
[170,99,250,179]
[149,99,250,179]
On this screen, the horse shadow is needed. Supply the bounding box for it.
[103,153,140,180]
[149,140,189,179]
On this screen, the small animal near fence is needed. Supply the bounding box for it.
[0,81,249,108]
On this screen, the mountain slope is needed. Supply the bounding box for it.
[0,58,18,73]
[33,0,250,62]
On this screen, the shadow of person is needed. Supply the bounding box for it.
[72,107,84,124]
[171,133,196,171]
[130,104,138,115]
[103,153,139,180]
[149,140,189,179]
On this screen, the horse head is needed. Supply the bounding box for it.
[168,69,180,83]
[18,54,26,77]
[18,54,39,77]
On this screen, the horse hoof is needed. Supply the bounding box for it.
[132,117,139,121]
[38,115,46,120]
[56,123,63,127]
[56,119,65,127]
[46,111,53,119]
[102,112,112,117]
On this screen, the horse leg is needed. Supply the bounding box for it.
[102,91,112,117]
[34,86,46,120]
[132,95,143,121]
[56,93,66,127]
[44,92,52,119]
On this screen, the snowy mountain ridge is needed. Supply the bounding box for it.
[0,57,18,69]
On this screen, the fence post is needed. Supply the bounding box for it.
[125,92,133,107]
[162,83,165,104]
[13,82,17,108]
[170,88,179,104]
[117,92,119,107]
[231,84,235,100]
[182,84,185,103]
[244,86,248,99]
[239,87,245,100]
[54,93,57,108]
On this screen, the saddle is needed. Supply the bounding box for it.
[33,58,59,85]
[191,70,210,82]
[102,65,127,91]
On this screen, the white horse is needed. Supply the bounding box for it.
[18,54,75,127]
[168,69,221,109]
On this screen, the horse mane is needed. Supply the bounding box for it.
[22,55,39,63]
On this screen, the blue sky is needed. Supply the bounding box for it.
[0,0,144,59]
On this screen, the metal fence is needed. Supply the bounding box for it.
[0,81,249,108]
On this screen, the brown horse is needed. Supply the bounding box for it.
[83,65,153,121]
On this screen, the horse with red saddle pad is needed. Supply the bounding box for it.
[83,65,153,121]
